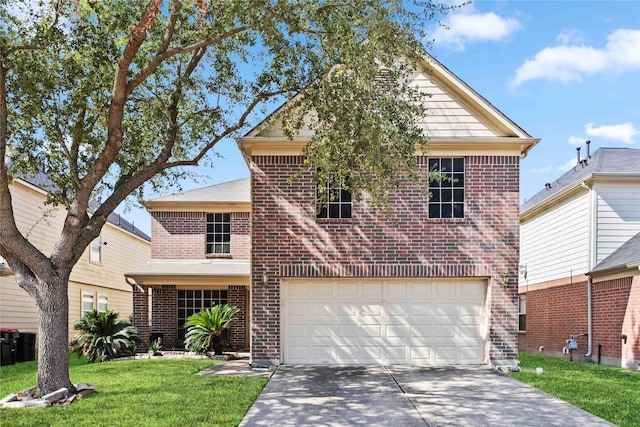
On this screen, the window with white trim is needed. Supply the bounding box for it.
[316,181,352,219]
[177,289,228,343]
[82,292,94,316]
[518,295,527,332]
[428,158,465,219]
[206,213,230,254]
[90,234,103,263]
[98,294,108,313]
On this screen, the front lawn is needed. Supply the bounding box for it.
[0,356,268,427]
[511,353,640,427]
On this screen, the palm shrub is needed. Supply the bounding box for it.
[70,309,140,363]
[184,304,239,355]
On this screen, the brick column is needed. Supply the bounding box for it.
[152,285,177,349]
[133,284,150,352]
[229,285,248,349]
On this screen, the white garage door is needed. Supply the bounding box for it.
[281,278,487,365]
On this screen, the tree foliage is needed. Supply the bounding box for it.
[184,304,239,354]
[70,309,140,363]
[0,0,457,395]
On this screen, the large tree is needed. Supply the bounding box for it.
[0,0,454,396]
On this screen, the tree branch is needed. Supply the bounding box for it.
[259,6,325,36]
[125,25,252,97]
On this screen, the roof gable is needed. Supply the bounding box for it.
[146,177,250,208]
[240,54,537,156]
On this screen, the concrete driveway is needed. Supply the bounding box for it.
[239,365,614,427]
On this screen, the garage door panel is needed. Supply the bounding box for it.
[385,324,408,338]
[409,346,432,361]
[385,304,407,316]
[282,279,486,365]
[362,282,383,296]
[361,303,382,316]
[336,282,358,296]
[336,303,358,316]
[407,303,432,316]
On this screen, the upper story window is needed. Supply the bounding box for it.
[206,213,230,254]
[428,158,465,219]
[90,234,102,263]
[316,181,352,219]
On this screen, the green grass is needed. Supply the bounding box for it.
[510,353,640,427]
[0,356,268,427]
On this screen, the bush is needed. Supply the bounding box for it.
[184,304,239,355]
[70,309,140,362]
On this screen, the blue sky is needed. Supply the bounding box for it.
[118,0,640,235]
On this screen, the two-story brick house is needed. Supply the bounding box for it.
[239,56,539,367]
[128,55,538,366]
[126,178,250,350]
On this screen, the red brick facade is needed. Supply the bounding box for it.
[133,210,250,351]
[250,154,521,365]
[152,285,178,349]
[151,211,250,259]
[519,275,640,367]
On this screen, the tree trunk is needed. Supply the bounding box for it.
[35,275,76,396]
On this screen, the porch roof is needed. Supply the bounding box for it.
[125,259,250,279]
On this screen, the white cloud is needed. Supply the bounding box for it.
[557,29,585,45]
[568,136,586,146]
[532,165,552,174]
[432,12,522,51]
[585,122,638,144]
[558,158,578,172]
[512,29,640,86]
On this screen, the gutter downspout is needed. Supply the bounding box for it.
[586,275,593,357]
[581,181,594,358]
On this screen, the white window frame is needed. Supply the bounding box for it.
[518,295,527,332]
[82,292,95,316]
[97,294,108,313]
[90,233,103,263]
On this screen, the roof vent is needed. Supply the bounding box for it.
[576,146,581,164]
[545,182,552,190]
[586,140,591,158]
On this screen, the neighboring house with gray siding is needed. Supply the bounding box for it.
[519,146,640,368]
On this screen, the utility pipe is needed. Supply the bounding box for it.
[581,181,594,358]
[585,276,593,357]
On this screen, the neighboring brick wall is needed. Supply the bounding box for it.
[251,154,521,365]
[228,285,248,349]
[151,211,250,259]
[622,276,640,367]
[519,275,639,367]
[519,277,589,356]
[133,284,150,351]
[151,285,178,348]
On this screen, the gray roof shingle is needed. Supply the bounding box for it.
[590,232,640,274]
[14,168,150,242]
[521,147,640,213]
[148,177,250,204]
